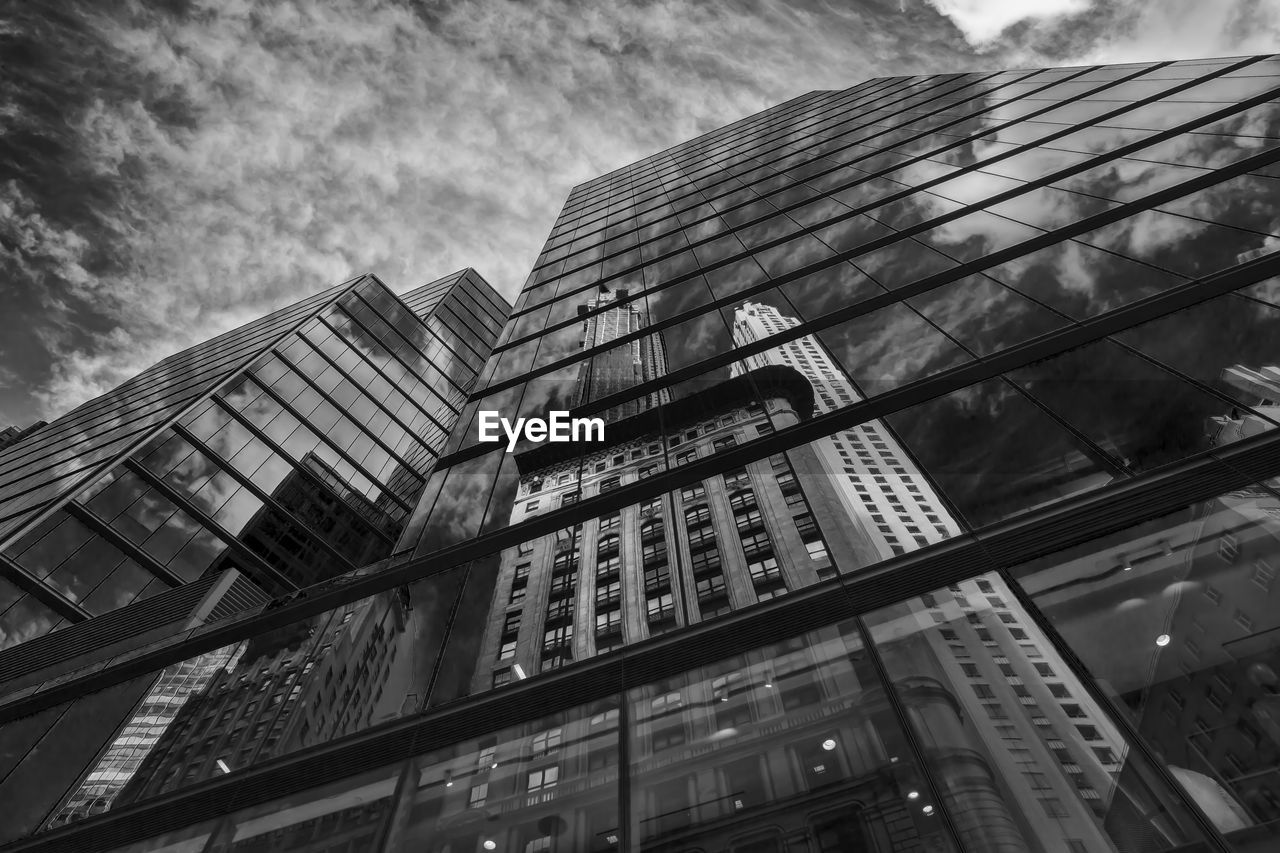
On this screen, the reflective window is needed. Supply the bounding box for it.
[629,621,959,851]
[1015,484,1280,837]
[864,573,1216,851]
[0,571,466,837]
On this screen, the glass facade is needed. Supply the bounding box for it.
[2,56,1280,852]
[0,268,504,653]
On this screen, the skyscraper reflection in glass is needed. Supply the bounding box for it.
[2,55,1280,853]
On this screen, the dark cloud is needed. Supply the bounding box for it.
[0,0,1272,427]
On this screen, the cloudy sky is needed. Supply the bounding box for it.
[1,0,1277,427]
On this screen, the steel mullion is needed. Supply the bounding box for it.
[241,377,413,514]
[312,313,454,438]
[169,421,370,569]
[995,565,1235,853]
[433,247,1280,559]
[8,289,1280,732]
[11,417,1280,853]
[267,346,422,479]
[60,501,185,588]
[0,552,89,624]
[121,458,296,593]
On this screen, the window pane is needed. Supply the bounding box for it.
[629,618,959,851]
[886,378,1120,528]
[1007,339,1238,474]
[864,574,1216,851]
[205,766,400,853]
[0,569,465,836]
[398,698,621,852]
[1013,484,1280,837]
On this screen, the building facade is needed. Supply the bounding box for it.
[1,55,1280,853]
[0,268,505,651]
[467,365,882,695]
[0,269,506,839]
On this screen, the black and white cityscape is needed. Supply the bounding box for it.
[2,3,1280,853]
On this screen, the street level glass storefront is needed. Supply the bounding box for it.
[1,56,1280,852]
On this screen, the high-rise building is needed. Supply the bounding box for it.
[4,55,1280,853]
[0,269,505,652]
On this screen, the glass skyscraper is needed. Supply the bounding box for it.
[0,268,507,840]
[2,54,1280,853]
[0,268,503,642]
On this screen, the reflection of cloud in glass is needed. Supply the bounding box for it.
[887,377,1117,527]
[662,312,728,371]
[926,209,1039,259]
[909,273,1066,357]
[818,303,969,395]
[417,452,500,553]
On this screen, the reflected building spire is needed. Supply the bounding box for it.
[730,301,962,558]
[574,287,671,421]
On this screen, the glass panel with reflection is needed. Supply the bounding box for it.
[392,698,621,853]
[0,568,464,839]
[864,573,1217,852]
[628,620,959,853]
[1015,484,1280,841]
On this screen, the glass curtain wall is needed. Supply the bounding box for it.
[2,57,1280,852]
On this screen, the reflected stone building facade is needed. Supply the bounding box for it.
[3,55,1280,853]
[471,366,882,693]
